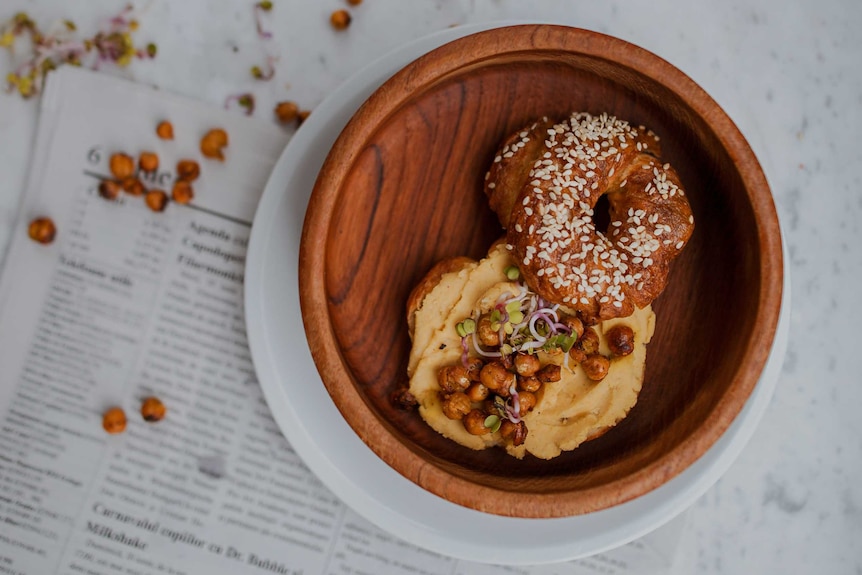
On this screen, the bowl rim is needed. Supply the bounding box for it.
[299,24,784,518]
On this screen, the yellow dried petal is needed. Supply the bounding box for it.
[0,32,14,48]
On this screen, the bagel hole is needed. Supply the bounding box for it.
[593,194,611,232]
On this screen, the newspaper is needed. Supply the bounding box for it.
[0,66,684,575]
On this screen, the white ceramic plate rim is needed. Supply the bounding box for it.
[244,23,790,565]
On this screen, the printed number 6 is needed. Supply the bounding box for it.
[87,147,102,165]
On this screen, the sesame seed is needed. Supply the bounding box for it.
[488,182,496,189]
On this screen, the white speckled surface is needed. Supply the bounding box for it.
[1,1,860,572]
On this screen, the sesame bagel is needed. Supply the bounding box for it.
[485,113,694,322]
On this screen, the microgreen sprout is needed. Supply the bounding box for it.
[484,415,502,433]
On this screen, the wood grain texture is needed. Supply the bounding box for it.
[299,25,783,518]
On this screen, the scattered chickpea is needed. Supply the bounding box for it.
[390,387,417,410]
[441,392,472,420]
[536,363,561,383]
[517,375,542,393]
[513,353,540,377]
[463,409,490,435]
[606,325,635,357]
[200,128,229,161]
[479,361,514,396]
[274,101,299,124]
[346,0,362,5]
[98,180,122,200]
[140,396,166,422]
[517,391,537,416]
[109,153,135,179]
[176,159,201,182]
[102,407,127,434]
[477,313,500,347]
[297,109,311,125]
[466,382,489,402]
[499,420,528,446]
[156,120,174,140]
[120,177,145,196]
[171,180,194,205]
[330,9,351,30]
[145,189,168,213]
[465,357,484,382]
[28,217,56,244]
[138,151,159,173]
[581,354,611,381]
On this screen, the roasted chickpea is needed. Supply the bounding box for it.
[479,361,514,395]
[578,327,600,355]
[330,9,351,30]
[465,357,484,382]
[466,382,489,402]
[437,365,470,393]
[499,420,528,446]
[145,189,168,212]
[581,354,611,381]
[200,128,229,161]
[559,314,585,339]
[156,120,174,140]
[176,159,201,181]
[441,392,472,420]
[28,217,56,244]
[120,176,145,196]
[102,407,127,434]
[513,353,540,377]
[138,151,159,173]
[390,387,417,410]
[109,153,135,179]
[140,397,166,422]
[99,179,122,200]
[517,391,537,416]
[463,409,491,435]
[477,313,500,347]
[606,325,635,357]
[536,363,561,383]
[171,180,194,205]
[517,375,542,393]
[274,101,299,124]
[297,109,311,125]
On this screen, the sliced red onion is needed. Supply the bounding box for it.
[470,331,501,358]
[460,337,469,369]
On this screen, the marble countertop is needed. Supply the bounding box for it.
[1,0,859,572]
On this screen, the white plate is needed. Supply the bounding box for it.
[244,23,790,565]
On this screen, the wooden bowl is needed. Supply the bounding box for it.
[299,25,783,518]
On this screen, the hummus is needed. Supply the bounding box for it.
[407,243,656,459]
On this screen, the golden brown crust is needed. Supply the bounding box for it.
[484,118,556,228]
[487,113,694,322]
[406,256,476,338]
